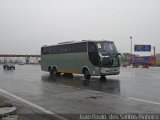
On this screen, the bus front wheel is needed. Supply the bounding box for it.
[100,75,106,79]
[84,69,90,80]
[100,75,107,81]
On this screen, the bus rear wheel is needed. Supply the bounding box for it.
[84,69,90,80]
[50,68,57,79]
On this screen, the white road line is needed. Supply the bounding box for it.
[0,88,68,120]
[129,97,160,106]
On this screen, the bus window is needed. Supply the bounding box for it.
[97,42,117,53]
[88,42,100,66]
[88,42,97,52]
[41,47,45,54]
[64,43,87,53]
[41,47,49,55]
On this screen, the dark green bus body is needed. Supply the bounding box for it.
[41,40,120,77]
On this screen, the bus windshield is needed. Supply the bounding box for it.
[96,41,117,53]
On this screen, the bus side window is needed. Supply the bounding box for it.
[41,48,45,54]
[73,43,81,53]
[65,44,71,53]
[88,42,97,53]
[88,42,100,66]
[51,46,55,54]
[59,45,64,54]
[48,46,52,54]
[44,47,49,54]
[79,42,87,52]
[64,43,87,53]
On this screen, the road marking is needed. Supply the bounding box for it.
[0,88,68,120]
[129,97,160,106]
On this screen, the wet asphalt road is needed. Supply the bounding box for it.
[0,65,160,119]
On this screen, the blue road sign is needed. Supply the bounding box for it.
[134,45,151,52]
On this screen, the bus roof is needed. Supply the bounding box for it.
[42,40,114,47]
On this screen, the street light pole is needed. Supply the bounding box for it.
[154,46,155,56]
[130,36,132,56]
[130,36,133,65]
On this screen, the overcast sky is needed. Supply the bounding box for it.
[0,0,160,55]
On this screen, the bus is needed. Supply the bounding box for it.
[41,40,121,79]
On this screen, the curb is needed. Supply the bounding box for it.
[0,106,16,118]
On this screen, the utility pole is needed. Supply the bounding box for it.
[154,46,155,56]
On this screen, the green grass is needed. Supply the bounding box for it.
[156,58,160,66]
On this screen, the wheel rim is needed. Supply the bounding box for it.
[50,68,57,79]
[84,70,90,79]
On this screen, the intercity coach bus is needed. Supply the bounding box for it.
[41,40,121,79]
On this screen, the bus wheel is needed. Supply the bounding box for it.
[100,75,107,81]
[100,75,106,79]
[84,69,90,80]
[50,68,57,79]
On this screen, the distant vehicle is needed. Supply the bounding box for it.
[41,40,121,79]
[3,63,15,70]
[19,62,25,65]
[130,56,156,67]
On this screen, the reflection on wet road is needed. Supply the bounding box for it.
[41,74,121,95]
[41,66,160,102]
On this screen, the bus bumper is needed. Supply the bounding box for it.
[100,67,120,75]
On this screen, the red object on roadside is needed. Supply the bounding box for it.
[130,56,156,66]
